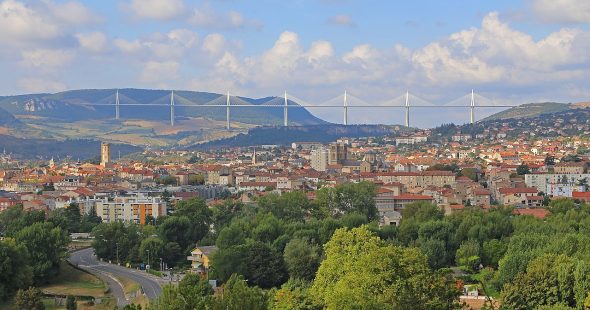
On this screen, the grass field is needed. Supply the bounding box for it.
[41,262,107,298]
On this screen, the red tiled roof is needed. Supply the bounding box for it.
[499,187,538,195]
[513,208,549,219]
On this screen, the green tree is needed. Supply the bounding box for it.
[310,226,461,309]
[315,182,377,220]
[516,164,531,175]
[139,237,164,267]
[272,279,320,310]
[283,238,321,281]
[177,274,213,309]
[14,287,45,310]
[0,206,45,237]
[210,274,269,310]
[92,222,143,263]
[0,238,33,301]
[455,239,481,272]
[16,222,69,282]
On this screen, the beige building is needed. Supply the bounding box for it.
[554,162,585,174]
[311,147,330,172]
[101,143,111,167]
[95,194,166,225]
[329,143,348,165]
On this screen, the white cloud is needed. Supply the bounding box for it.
[328,14,356,27]
[202,34,227,55]
[45,0,101,25]
[20,48,75,71]
[412,12,586,85]
[0,0,60,45]
[76,32,108,53]
[140,61,180,84]
[18,77,67,93]
[189,3,262,30]
[127,0,185,20]
[531,0,590,23]
[114,29,198,61]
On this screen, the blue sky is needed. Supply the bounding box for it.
[1,0,590,126]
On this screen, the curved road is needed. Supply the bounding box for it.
[70,248,163,308]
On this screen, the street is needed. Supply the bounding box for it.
[69,248,163,308]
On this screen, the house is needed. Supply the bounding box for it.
[380,210,402,227]
[554,162,585,174]
[498,187,539,206]
[187,246,218,278]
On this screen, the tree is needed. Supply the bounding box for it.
[14,287,45,310]
[517,164,531,176]
[0,238,33,301]
[16,222,69,282]
[139,237,164,267]
[0,206,45,237]
[310,226,461,309]
[92,222,143,263]
[315,182,377,220]
[210,274,269,310]
[272,279,320,310]
[66,295,76,310]
[455,239,481,272]
[283,238,321,281]
[177,274,213,309]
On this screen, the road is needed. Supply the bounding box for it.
[70,248,163,308]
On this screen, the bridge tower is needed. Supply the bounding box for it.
[226,91,231,130]
[284,91,288,126]
[343,90,348,125]
[115,89,120,120]
[170,90,175,126]
[470,89,475,124]
[405,91,410,127]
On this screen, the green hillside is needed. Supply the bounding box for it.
[0,88,327,125]
[483,102,571,121]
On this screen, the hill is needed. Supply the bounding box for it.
[190,124,412,149]
[483,102,571,121]
[0,136,141,160]
[0,89,326,125]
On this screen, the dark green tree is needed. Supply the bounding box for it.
[283,238,321,281]
[16,222,69,282]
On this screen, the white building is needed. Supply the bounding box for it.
[310,147,330,172]
[525,173,590,193]
[95,194,166,225]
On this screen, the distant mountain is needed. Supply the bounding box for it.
[0,88,327,125]
[190,124,412,149]
[0,135,141,160]
[483,102,571,121]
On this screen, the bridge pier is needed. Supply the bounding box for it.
[284,91,288,126]
[405,91,410,127]
[226,92,231,130]
[115,89,120,120]
[470,89,475,124]
[170,90,175,126]
[343,90,348,125]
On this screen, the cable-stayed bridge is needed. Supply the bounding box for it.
[86,90,517,129]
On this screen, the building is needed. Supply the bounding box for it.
[554,162,585,174]
[101,142,111,167]
[329,143,348,165]
[525,173,590,192]
[95,194,166,225]
[310,147,330,172]
[187,245,217,277]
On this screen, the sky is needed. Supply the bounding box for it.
[1,0,590,127]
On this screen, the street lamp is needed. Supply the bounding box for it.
[116,243,119,265]
[146,250,150,270]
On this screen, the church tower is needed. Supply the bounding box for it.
[101,142,111,167]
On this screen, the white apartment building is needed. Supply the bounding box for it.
[311,147,330,172]
[525,173,590,194]
[95,194,166,225]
